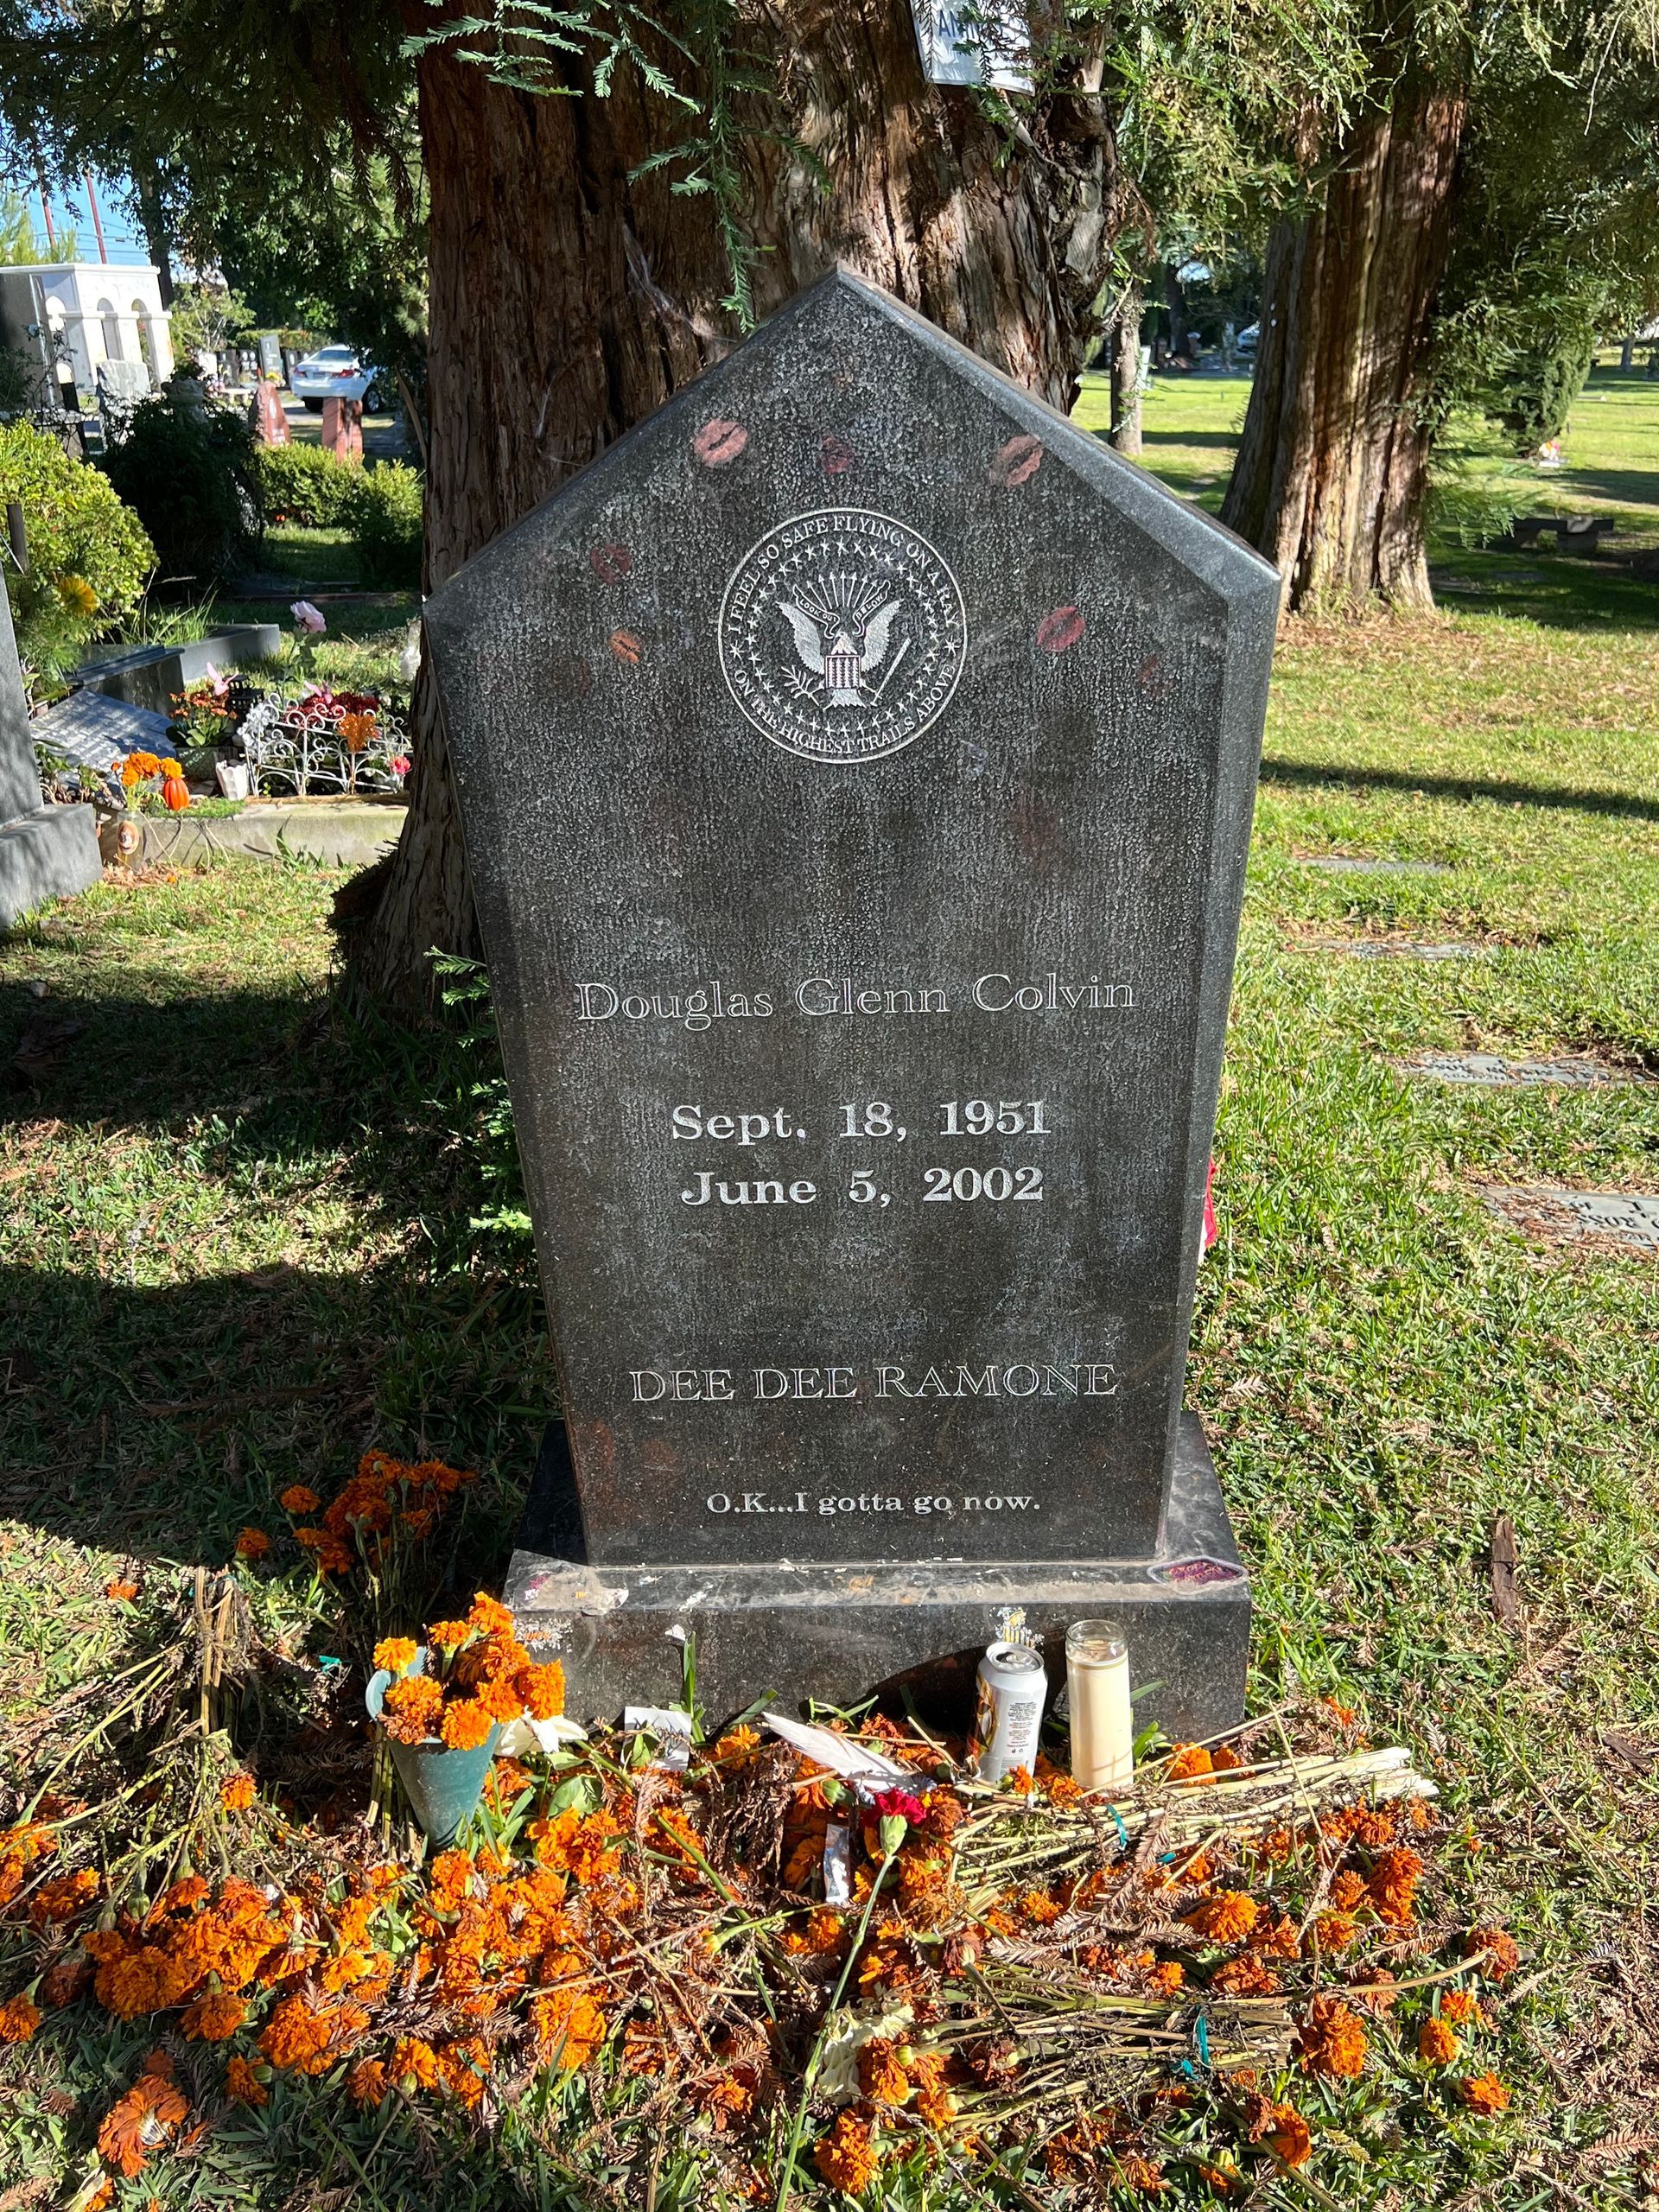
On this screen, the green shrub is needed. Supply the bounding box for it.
[253,442,361,528]
[0,420,155,682]
[350,461,423,589]
[1497,328,1598,452]
[101,382,263,585]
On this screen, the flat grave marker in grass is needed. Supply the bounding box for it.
[1396,1052,1644,1089]
[1295,855,1450,878]
[1485,1186,1659,1250]
[1304,938,1493,961]
[426,270,1277,1731]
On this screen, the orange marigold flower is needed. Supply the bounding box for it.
[1211,1744,1243,1771]
[427,1850,479,1914]
[1467,1926,1520,1980]
[259,1993,370,2076]
[1330,1870,1367,1910]
[96,1945,188,2019]
[220,1773,256,1813]
[373,1637,419,1675]
[531,1985,607,2069]
[427,1618,471,1649]
[440,1697,495,1751]
[97,2075,189,2177]
[1185,1891,1259,1944]
[234,1529,270,1560]
[814,2111,880,2195]
[1297,1994,1368,2080]
[1313,1910,1360,1953]
[1368,1846,1423,1925]
[380,1675,444,1745]
[473,1670,526,1725]
[1211,1954,1281,1997]
[1418,2016,1459,2065]
[858,2037,911,2106]
[1021,1888,1063,1926]
[1459,2073,1510,2115]
[466,1592,516,1638]
[1166,1744,1213,1781]
[518,1659,566,1721]
[0,1994,41,2043]
[1440,1990,1484,2027]
[29,1867,99,1923]
[279,1485,321,1515]
[105,1579,139,1602]
[150,1874,210,1922]
[182,1991,246,2042]
[1116,2153,1166,2193]
[1263,2104,1311,2166]
[1252,1911,1300,1961]
[392,2035,441,2090]
[437,2037,492,2107]
[225,2055,269,2107]
[1148,1960,1185,1996]
[346,2057,387,2107]
[805,1907,847,1955]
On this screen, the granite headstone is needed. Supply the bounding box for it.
[0,581,101,931]
[425,271,1277,1731]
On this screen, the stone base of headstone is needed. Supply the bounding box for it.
[0,804,103,930]
[507,1414,1249,1741]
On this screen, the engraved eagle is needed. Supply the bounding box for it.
[778,594,902,707]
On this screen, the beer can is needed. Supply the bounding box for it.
[970,1640,1047,1783]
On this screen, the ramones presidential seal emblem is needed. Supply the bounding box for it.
[717,509,968,763]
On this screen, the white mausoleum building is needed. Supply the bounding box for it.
[0,263,175,404]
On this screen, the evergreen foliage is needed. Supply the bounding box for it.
[100,384,263,586]
[349,461,423,589]
[254,442,362,528]
[0,419,154,677]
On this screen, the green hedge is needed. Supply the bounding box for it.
[102,385,262,586]
[0,421,155,680]
[351,461,423,590]
[253,442,361,528]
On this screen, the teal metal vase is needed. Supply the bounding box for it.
[366,1648,502,1848]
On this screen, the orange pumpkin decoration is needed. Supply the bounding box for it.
[162,774,190,813]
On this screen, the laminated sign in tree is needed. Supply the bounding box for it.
[424,272,1277,1729]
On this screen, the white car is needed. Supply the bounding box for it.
[290,345,375,409]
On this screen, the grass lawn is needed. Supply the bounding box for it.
[1,373,1656,2205]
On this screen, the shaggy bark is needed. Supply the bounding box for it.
[1220,88,1466,615]
[1110,283,1142,455]
[344,0,1118,1014]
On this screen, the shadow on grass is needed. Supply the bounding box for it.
[1142,428,1239,451]
[0,963,552,1568]
[1260,756,1659,822]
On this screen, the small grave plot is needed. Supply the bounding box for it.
[1294,855,1449,877]
[1484,1185,1659,1251]
[1396,1052,1643,1089]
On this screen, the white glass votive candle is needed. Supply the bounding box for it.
[1066,1620,1135,1793]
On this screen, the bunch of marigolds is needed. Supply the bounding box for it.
[0,1693,1525,2202]
[375,1594,566,1751]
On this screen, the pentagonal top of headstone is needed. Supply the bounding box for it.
[427,270,1275,1571]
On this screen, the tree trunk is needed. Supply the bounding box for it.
[1162,261,1187,358]
[1110,284,1142,455]
[343,0,1118,1015]
[133,165,175,308]
[1219,88,1466,616]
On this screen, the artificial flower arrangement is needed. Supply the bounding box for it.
[118,748,190,813]
[168,671,234,751]
[372,1594,566,1752]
